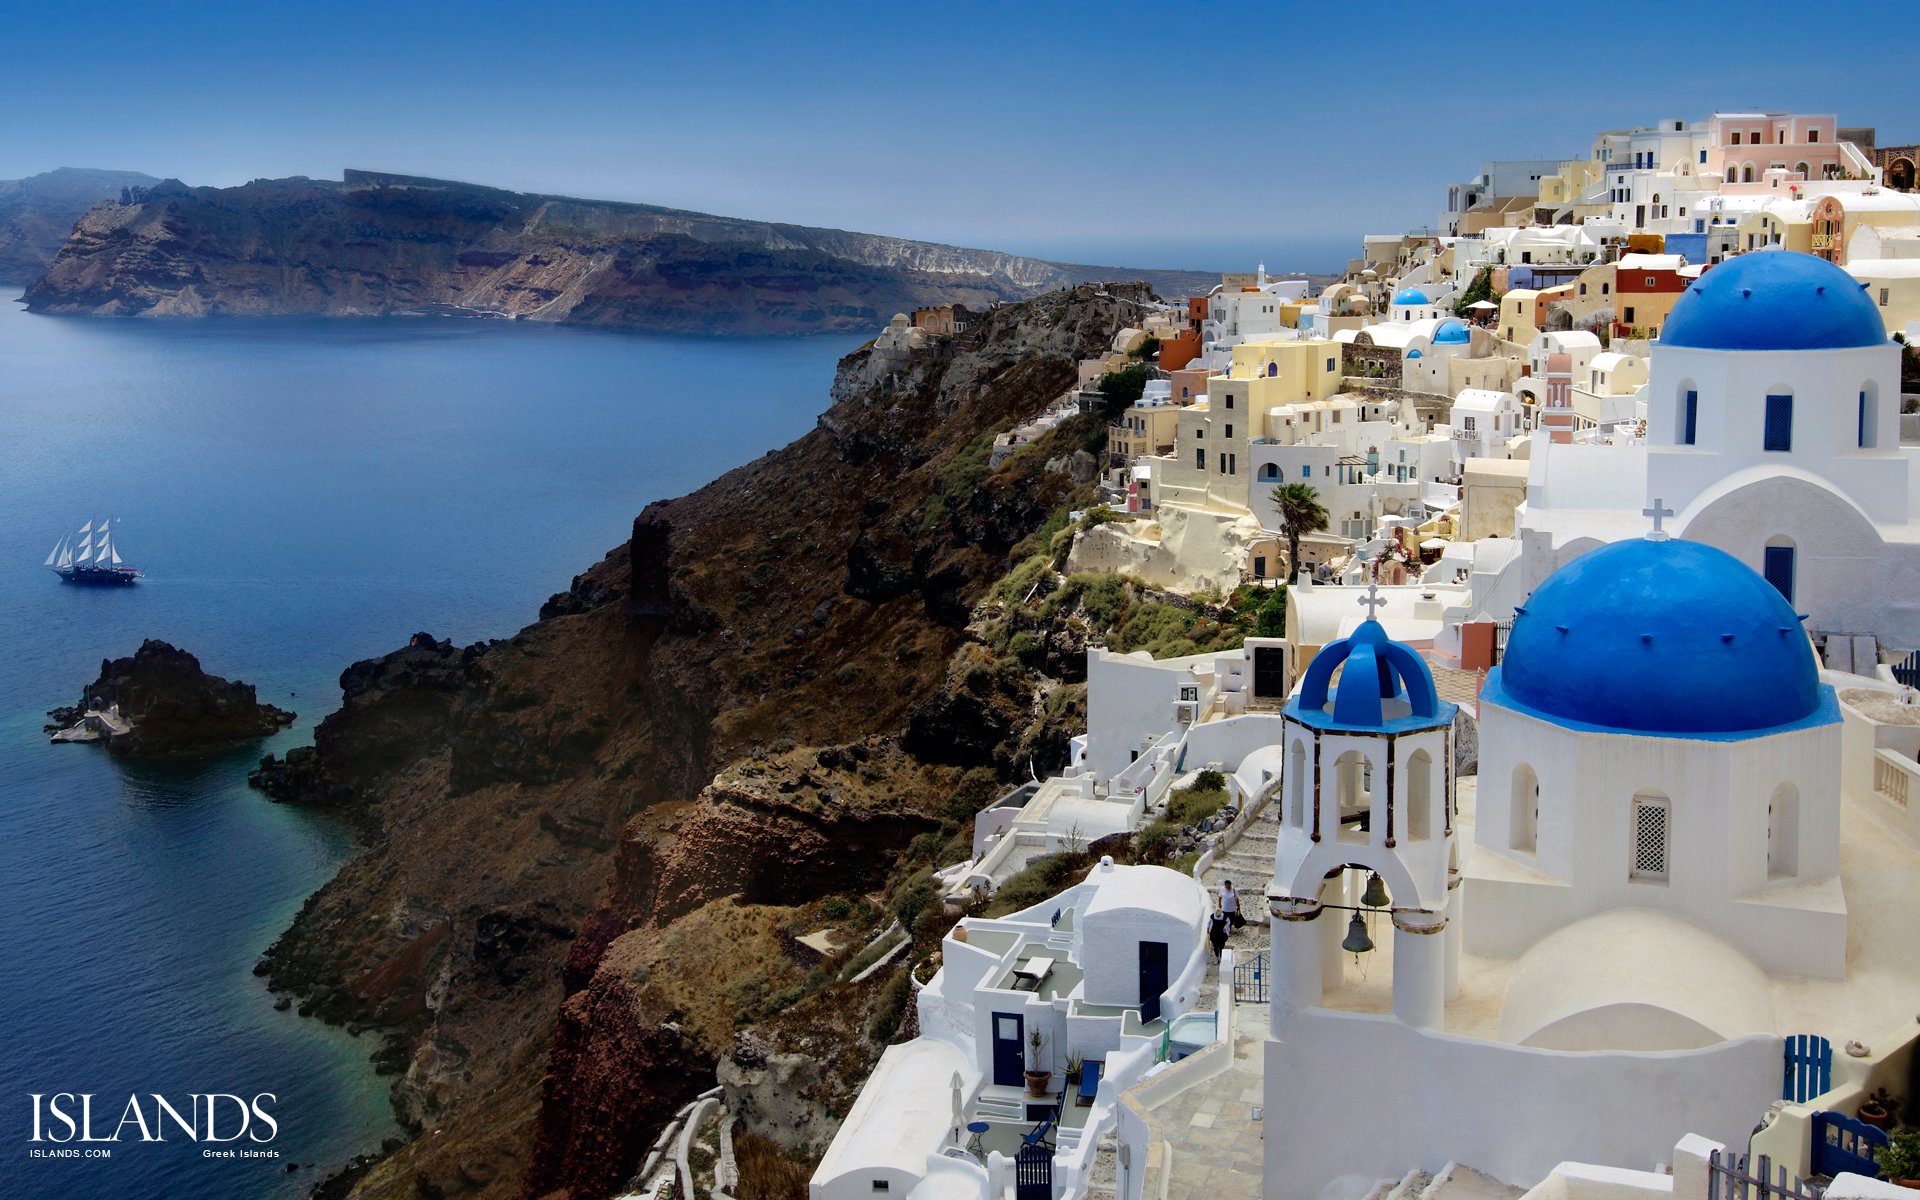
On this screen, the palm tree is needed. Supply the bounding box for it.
[1269,482,1330,581]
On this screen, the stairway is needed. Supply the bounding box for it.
[1198,796,1281,926]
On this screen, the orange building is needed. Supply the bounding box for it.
[1158,328,1202,371]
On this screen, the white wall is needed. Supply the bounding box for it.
[1086,649,1205,781]
[1264,1010,1780,1199]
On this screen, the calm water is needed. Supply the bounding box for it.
[0,298,851,1198]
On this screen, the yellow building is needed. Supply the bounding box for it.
[1735,204,1814,254]
[1109,401,1181,460]
[1845,260,1920,336]
[1158,339,1343,511]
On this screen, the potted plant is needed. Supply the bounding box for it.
[1860,1087,1898,1130]
[1064,1051,1084,1086]
[1879,1127,1920,1188]
[1023,1029,1051,1098]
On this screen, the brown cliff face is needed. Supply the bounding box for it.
[255,285,1149,1199]
[0,167,159,281]
[23,170,1214,335]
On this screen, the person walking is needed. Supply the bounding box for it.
[1220,880,1243,933]
[1207,903,1231,961]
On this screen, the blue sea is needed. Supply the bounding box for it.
[0,297,852,1199]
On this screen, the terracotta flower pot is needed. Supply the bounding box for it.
[1023,1070,1052,1098]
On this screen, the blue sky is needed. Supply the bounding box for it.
[2,0,1915,272]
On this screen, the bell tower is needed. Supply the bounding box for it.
[1267,585,1460,1036]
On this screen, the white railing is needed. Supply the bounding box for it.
[1873,748,1916,809]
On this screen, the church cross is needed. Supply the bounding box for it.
[1358,579,1386,621]
[1643,498,1675,541]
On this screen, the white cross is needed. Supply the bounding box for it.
[1358,578,1385,620]
[1643,498,1675,541]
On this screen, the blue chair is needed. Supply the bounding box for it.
[1076,1059,1104,1106]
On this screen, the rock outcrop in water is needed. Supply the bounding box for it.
[250,284,1151,1199]
[47,639,294,756]
[0,167,159,281]
[23,170,1215,336]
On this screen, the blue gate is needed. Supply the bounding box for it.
[1811,1111,1887,1180]
[1234,950,1269,1003]
[1015,1140,1053,1200]
[1894,650,1920,689]
[1782,1034,1832,1102]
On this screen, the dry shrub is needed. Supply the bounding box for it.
[734,1128,810,1200]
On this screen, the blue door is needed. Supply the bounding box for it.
[1764,545,1795,603]
[992,1012,1025,1087]
[1139,941,1169,1024]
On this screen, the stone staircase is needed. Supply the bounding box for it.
[1198,795,1281,927]
[1362,1163,1525,1200]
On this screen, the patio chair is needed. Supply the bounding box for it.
[1076,1059,1104,1107]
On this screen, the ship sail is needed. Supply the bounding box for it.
[110,544,124,566]
[76,520,92,537]
[96,535,112,564]
[45,541,61,566]
[75,542,94,564]
[57,540,73,569]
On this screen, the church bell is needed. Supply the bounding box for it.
[1361,872,1391,908]
[1341,911,1374,955]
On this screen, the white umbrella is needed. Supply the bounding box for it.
[1468,300,1498,311]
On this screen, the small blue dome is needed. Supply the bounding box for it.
[1662,251,1887,351]
[1432,320,1470,345]
[1497,539,1821,735]
[1393,288,1431,306]
[1407,349,1423,359]
[1290,618,1450,730]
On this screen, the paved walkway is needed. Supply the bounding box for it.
[1155,1011,1268,1200]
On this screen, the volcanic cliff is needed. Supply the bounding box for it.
[47,639,295,756]
[249,284,1153,1198]
[0,167,159,281]
[23,170,1214,335]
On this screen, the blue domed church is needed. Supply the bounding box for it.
[1467,532,1846,980]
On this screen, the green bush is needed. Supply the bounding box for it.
[867,968,914,1043]
[1096,363,1150,413]
[890,870,940,932]
[984,851,1093,916]
[822,897,851,921]
[1190,769,1227,793]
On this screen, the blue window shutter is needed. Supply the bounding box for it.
[1683,391,1698,445]
[1764,394,1793,452]
[1301,464,1310,479]
[1764,546,1795,603]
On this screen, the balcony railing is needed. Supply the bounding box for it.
[1873,748,1916,809]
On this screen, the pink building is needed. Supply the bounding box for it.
[1706,113,1844,189]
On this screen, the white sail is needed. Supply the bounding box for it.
[57,540,73,569]
[75,542,94,564]
[97,518,110,535]
[110,545,124,566]
[95,535,111,564]
[45,541,61,566]
[76,520,93,537]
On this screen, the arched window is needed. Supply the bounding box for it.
[1764,392,1793,452]
[1764,535,1796,603]
[1678,382,1699,445]
[1258,463,1278,481]
[1267,362,1278,377]
[1795,162,1810,180]
[1859,382,1880,449]
[1334,750,1371,845]
[1407,749,1433,841]
[1289,740,1308,829]
[1768,783,1800,880]
[1629,790,1671,883]
[1510,764,1539,853]
[1743,164,1755,183]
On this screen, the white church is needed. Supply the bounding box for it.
[1496,250,1920,657]
[1262,532,1917,1197]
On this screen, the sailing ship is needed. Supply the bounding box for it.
[46,519,142,586]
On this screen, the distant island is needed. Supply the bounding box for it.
[46,640,294,756]
[18,169,1218,335]
[0,167,160,282]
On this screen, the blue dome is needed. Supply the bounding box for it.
[1290,618,1451,730]
[1393,288,1431,306]
[1432,320,1470,345]
[1497,538,1821,735]
[1407,349,1423,359]
[1662,251,1887,351]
